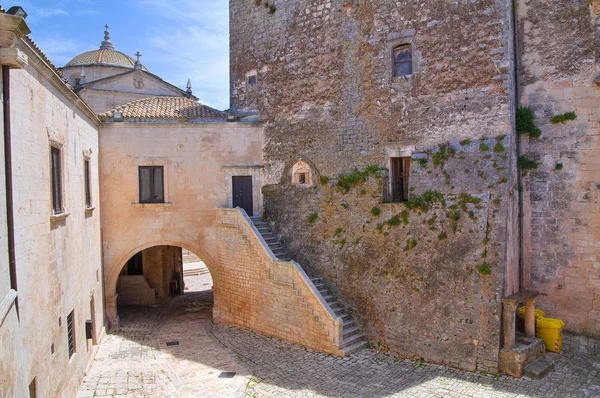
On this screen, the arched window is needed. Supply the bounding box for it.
[393,44,412,77]
[291,161,312,186]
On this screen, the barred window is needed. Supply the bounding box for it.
[383,157,411,203]
[67,310,75,358]
[51,147,63,214]
[393,44,412,77]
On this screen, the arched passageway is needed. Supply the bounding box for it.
[110,244,214,327]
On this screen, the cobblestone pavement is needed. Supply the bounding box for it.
[79,274,600,397]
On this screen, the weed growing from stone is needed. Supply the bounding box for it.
[493,142,505,153]
[550,111,577,124]
[405,190,445,212]
[399,210,409,225]
[308,213,318,224]
[334,227,343,236]
[431,144,456,169]
[404,238,417,251]
[457,193,482,212]
[518,156,538,171]
[371,206,381,216]
[555,162,564,170]
[387,215,401,227]
[438,232,448,240]
[477,262,492,275]
[319,176,331,185]
[417,157,428,167]
[516,106,542,138]
[459,139,471,146]
[341,203,349,209]
[479,143,489,152]
[337,165,384,192]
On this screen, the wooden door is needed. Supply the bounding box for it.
[232,176,253,216]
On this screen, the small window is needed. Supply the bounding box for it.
[51,147,63,214]
[299,173,307,184]
[84,159,92,208]
[139,166,164,203]
[67,310,75,359]
[384,157,411,203]
[393,44,412,77]
[247,75,257,85]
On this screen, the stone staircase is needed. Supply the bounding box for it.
[251,217,368,355]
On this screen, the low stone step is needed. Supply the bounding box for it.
[262,236,277,242]
[272,250,288,256]
[333,307,345,315]
[339,333,364,349]
[524,356,555,380]
[343,326,360,339]
[268,244,283,250]
[322,295,334,302]
[310,276,322,283]
[313,283,325,290]
[340,339,368,356]
[339,313,351,321]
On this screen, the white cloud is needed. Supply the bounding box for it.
[34,8,70,17]
[33,36,95,66]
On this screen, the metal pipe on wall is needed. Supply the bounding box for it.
[3,64,18,318]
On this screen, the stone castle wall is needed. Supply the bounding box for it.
[231,0,519,372]
[518,0,600,336]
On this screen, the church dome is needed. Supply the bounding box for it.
[64,25,148,71]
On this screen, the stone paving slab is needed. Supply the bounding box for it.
[79,274,600,397]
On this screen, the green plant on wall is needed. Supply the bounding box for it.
[516,106,542,138]
[319,176,331,185]
[477,262,492,275]
[371,206,381,216]
[405,190,445,213]
[308,213,318,224]
[337,165,384,192]
[518,156,538,172]
[403,238,417,252]
[550,111,577,124]
[555,162,564,171]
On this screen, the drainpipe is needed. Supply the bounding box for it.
[511,0,524,292]
[2,65,18,317]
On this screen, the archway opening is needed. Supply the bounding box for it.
[116,245,213,322]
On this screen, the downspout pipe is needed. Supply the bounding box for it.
[511,0,524,292]
[3,65,18,318]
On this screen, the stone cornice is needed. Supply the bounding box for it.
[17,39,101,127]
[0,13,30,48]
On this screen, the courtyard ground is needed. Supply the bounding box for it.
[78,274,600,397]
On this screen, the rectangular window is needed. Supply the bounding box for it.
[84,159,92,208]
[299,173,307,184]
[139,166,164,203]
[67,310,75,359]
[384,157,411,203]
[393,44,412,77]
[51,147,63,214]
[247,75,257,85]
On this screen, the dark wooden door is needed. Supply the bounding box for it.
[232,176,253,216]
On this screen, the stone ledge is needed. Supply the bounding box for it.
[50,212,70,223]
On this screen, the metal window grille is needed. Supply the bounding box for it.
[383,157,411,203]
[67,310,75,358]
[51,147,63,214]
[84,159,92,208]
[299,173,307,184]
[393,44,412,77]
[139,166,165,203]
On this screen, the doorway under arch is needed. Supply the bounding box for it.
[113,244,214,326]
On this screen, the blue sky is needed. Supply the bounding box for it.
[15,0,230,109]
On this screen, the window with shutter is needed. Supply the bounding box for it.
[51,147,63,214]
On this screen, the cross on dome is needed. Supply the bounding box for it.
[100,24,114,50]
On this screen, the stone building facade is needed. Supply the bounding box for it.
[0,12,104,398]
[519,0,600,338]
[230,0,521,373]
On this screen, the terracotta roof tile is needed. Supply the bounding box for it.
[100,96,229,122]
[23,36,69,84]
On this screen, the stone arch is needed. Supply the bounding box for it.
[280,157,321,186]
[104,238,219,328]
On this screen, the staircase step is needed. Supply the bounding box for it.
[343,319,354,329]
[339,313,351,321]
[310,276,322,283]
[343,326,360,339]
[313,283,325,289]
[322,295,334,302]
[524,356,555,380]
[333,307,345,315]
[340,339,368,356]
[340,333,364,349]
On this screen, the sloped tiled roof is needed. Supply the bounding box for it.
[23,36,69,84]
[100,96,229,122]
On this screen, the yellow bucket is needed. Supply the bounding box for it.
[536,317,565,353]
[518,307,545,320]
